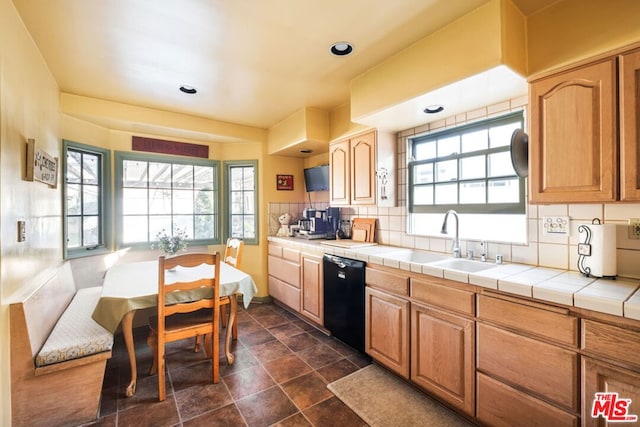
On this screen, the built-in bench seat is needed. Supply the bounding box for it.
[9,262,113,427]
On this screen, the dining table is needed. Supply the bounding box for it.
[92,259,258,397]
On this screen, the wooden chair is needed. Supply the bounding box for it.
[221,238,244,334]
[147,252,221,401]
[195,238,245,354]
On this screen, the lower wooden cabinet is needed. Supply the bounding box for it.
[477,372,579,427]
[411,302,475,415]
[300,253,323,325]
[365,286,410,378]
[582,357,640,426]
[267,245,301,312]
[477,323,579,412]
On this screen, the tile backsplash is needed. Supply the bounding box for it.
[268,98,640,280]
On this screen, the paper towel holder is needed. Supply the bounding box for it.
[577,218,616,279]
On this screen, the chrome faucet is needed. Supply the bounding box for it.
[480,240,487,262]
[440,210,461,258]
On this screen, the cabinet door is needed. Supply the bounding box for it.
[365,287,409,378]
[350,131,376,205]
[620,48,640,201]
[300,254,323,325]
[529,58,617,203]
[411,303,475,415]
[329,140,350,205]
[582,357,640,426]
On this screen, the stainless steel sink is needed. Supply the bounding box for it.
[428,258,496,273]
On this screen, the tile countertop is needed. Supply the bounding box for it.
[267,236,640,322]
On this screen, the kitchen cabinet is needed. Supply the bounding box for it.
[476,294,579,426]
[268,243,325,326]
[529,57,617,203]
[300,252,323,325]
[529,45,640,203]
[582,358,640,426]
[267,244,301,312]
[476,294,580,425]
[581,319,640,425]
[620,48,640,200]
[410,278,475,416]
[329,129,396,206]
[365,286,410,378]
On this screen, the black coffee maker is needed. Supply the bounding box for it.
[325,207,341,240]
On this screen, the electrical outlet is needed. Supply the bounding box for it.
[542,216,570,235]
[629,218,640,240]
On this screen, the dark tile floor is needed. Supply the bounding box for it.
[85,302,372,427]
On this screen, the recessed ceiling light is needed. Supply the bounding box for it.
[423,105,445,114]
[300,149,314,154]
[330,42,353,56]
[179,85,197,94]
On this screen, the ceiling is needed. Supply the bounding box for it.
[13,0,557,137]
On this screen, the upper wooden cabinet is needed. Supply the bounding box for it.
[529,45,640,203]
[529,58,617,203]
[620,48,640,200]
[329,130,396,206]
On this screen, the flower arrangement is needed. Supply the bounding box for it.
[153,227,188,256]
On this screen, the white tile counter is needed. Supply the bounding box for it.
[268,236,640,322]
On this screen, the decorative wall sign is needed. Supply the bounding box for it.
[132,136,209,158]
[277,174,294,190]
[26,138,58,188]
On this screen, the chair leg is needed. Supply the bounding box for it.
[204,333,220,384]
[147,331,158,375]
[194,335,202,352]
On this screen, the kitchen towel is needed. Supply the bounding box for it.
[578,221,616,278]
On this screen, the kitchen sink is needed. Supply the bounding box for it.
[383,249,446,264]
[428,258,496,273]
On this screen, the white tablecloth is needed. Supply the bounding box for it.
[93,260,258,333]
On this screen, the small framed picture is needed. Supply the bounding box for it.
[276,174,294,190]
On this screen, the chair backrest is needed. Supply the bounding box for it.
[224,238,244,269]
[157,252,221,325]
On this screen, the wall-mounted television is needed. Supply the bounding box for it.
[303,165,330,192]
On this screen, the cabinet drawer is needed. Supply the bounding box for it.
[477,373,578,427]
[582,319,640,369]
[268,255,300,288]
[477,323,579,411]
[282,247,300,262]
[268,276,300,311]
[268,244,283,257]
[366,267,409,296]
[411,278,475,316]
[477,294,578,347]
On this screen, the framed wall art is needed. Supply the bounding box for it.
[26,138,58,188]
[276,174,294,190]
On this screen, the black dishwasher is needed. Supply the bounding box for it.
[323,254,366,353]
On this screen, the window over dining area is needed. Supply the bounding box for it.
[115,152,221,248]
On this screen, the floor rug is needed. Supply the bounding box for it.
[327,364,475,427]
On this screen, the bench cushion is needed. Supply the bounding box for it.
[35,287,114,367]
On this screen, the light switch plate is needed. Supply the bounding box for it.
[542,216,570,235]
